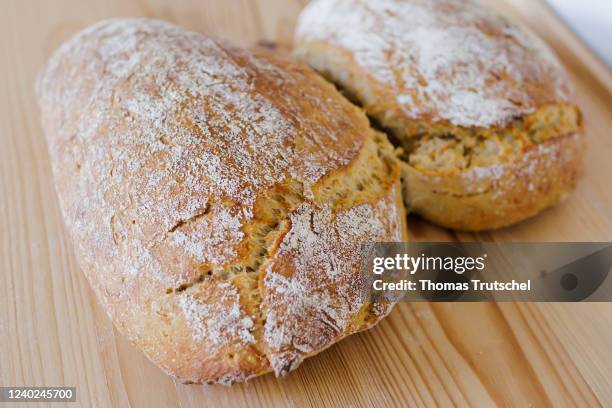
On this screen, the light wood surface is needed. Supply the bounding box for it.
[1,0,610,407]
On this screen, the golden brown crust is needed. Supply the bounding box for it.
[402,133,584,231]
[37,18,407,384]
[261,181,404,374]
[294,0,574,129]
[294,0,585,231]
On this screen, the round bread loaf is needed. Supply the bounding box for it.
[294,0,584,231]
[37,19,407,384]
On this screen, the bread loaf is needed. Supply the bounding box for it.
[294,0,584,231]
[37,19,407,384]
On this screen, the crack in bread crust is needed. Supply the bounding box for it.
[294,0,585,231]
[164,131,403,382]
[37,18,408,385]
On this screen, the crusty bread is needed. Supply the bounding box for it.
[294,0,584,231]
[37,19,407,384]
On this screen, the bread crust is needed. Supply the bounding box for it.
[294,0,584,230]
[37,19,407,384]
[402,133,584,231]
[294,0,573,129]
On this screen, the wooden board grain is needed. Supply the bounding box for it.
[0,0,610,407]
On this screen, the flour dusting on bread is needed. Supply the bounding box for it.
[296,0,572,127]
[37,18,371,288]
[37,18,406,384]
[263,187,401,374]
[178,283,256,346]
[295,0,583,231]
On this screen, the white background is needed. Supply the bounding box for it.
[546,0,612,66]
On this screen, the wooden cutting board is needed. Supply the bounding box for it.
[1,0,610,406]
